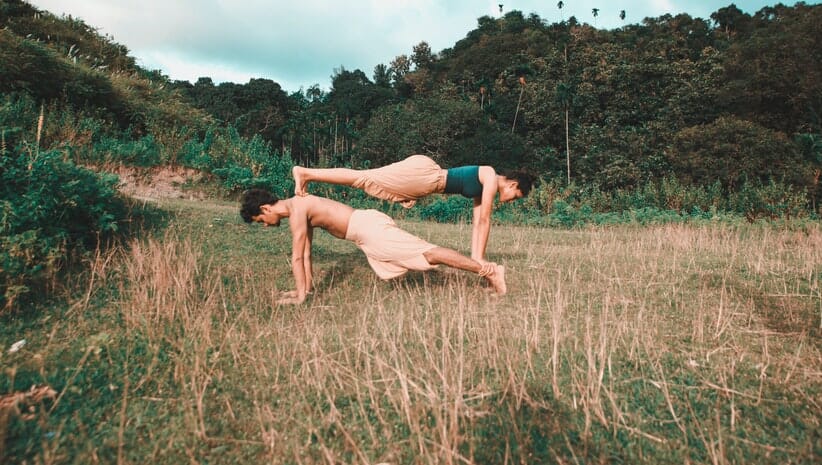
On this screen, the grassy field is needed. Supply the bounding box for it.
[1,197,820,464]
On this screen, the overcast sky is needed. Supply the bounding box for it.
[29,0,788,93]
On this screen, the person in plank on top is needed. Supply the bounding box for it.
[291,154,535,262]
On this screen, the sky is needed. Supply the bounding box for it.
[28,0,792,93]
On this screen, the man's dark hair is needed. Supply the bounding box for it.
[502,171,536,197]
[240,189,279,223]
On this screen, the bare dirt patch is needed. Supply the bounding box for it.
[102,165,209,201]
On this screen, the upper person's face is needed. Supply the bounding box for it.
[498,181,523,203]
[251,204,282,227]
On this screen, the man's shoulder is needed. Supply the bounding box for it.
[298,194,332,207]
[294,194,348,213]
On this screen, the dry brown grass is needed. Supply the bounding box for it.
[4,199,820,464]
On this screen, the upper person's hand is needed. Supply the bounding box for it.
[477,260,496,277]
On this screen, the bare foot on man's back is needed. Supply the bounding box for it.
[485,264,507,295]
[293,166,308,196]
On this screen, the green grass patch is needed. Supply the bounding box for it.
[1,198,820,464]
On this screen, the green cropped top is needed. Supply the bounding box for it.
[444,166,483,198]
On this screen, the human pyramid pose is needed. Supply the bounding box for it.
[241,155,534,304]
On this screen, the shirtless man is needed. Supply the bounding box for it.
[291,155,534,262]
[240,188,507,305]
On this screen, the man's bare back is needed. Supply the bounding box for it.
[275,195,353,239]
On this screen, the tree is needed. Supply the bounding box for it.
[512,76,526,133]
[557,1,564,21]
[717,3,821,133]
[620,10,626,21]
[389,54,411,86]
[373,63,392,88]
[556,82,573,183]
[667,117,801,189]
[502,10,527,34]
[411,41,433,69]
[711,4,749,40]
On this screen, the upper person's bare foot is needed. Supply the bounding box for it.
[292,165,308,196]
[485,264,507,295]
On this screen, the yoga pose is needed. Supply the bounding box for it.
[240,188,507,305]
[292,155,534,261]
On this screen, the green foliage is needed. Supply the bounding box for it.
[668,116,802,189]
[91,134,162,166]
[719,3,822,133]
[1,0,136,73]
[181,126,295,196]
[0,29,126,124]
[728,179,809,221]
[0,148,126,310]
[419,196,472,223]
[172,77,292,147]
[512,177,813,228]
[2,0,821,224]
[356,96,528,169]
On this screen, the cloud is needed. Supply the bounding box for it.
[28,0,779,91]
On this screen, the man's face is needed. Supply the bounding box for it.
[499,181,523,203]
[251,204,282,227]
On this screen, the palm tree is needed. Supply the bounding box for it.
[592,8,600,25]
[557,1,564,21]
[556,82,573,183]
[512,76,526,133]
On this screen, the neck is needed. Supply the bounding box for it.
[273,199,292,218]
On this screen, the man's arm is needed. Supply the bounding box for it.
[281,210,311,304]
[303,226,314,293]
[471,166,498,261]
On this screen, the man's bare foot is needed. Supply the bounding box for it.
[485,264,506,295]
[292,165,308,196]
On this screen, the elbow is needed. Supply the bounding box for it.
[475,217,491,229]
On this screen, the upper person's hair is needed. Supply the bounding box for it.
[240,188,279,223]
[502,171,536,197]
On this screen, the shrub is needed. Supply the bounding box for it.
[208,129,295,196]
[728,179,809,221]
[668,117,803,189]
[92,133,163,166]
[419,196,472,223]
[0,148,126,310]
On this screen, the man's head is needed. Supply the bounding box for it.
[240,188,280,224]
[499,171,536,202]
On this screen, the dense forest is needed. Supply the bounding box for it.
[1,0,821,306]
[171,2,822,198]
[2,0,820,194]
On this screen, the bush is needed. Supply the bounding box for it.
[728,179,809,221]
[0,148,126,310]
[668,117,803,189]
[92,133,163,166]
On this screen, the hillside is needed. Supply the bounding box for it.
[0,0,211,135]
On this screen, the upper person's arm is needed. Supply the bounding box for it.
[471,166,498,261]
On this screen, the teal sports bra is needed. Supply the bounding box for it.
[444,166,483,198]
